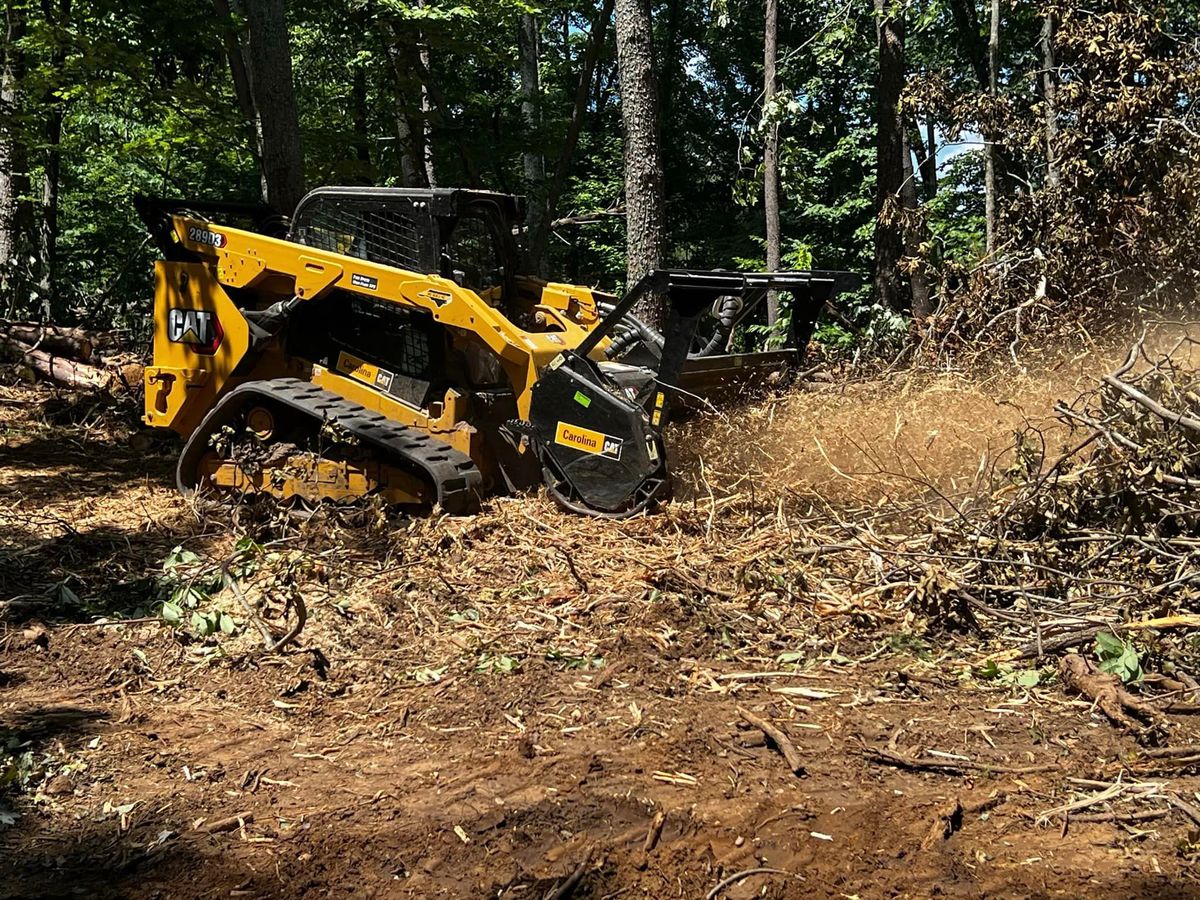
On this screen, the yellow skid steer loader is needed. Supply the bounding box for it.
[137,187,857,517]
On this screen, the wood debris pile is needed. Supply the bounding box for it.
[920,335,1200,674]
[0,320,142,392]
[281,334,1200,726]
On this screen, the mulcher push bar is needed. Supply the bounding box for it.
[578,268,860,428]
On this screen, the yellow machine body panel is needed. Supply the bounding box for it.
[145,260,252,437]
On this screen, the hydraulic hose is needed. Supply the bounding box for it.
[692,295,742,358]
[598,301,665,360]
[600,295,742,361]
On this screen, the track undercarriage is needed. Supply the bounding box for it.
[179,380,483,514]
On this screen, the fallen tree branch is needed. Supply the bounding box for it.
[998,616,1200,663]
[865,746,1058,776]
[549,847,594,900]
[1070,809,1170,824]
[198,812,254,834]
[737,706,806,776]
[642,809,666,852]
[1165,792,1200,827]
[1059,654,1166,731]
[1102,372,1200,434]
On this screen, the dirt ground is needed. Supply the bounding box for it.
[3,351,1200,898]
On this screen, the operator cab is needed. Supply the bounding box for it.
[437,197,515,303]
[288,187,543,396]
[289,186,526,312]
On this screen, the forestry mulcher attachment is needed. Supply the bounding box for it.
[138,187,857,518]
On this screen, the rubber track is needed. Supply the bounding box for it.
[176,378,483,514]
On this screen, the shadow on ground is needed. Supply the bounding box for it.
[0,699,287,900]
[0,821,277,900]
[0,518,197,625]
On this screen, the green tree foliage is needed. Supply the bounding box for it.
[1,0,1195,356]
[2,0,252,326]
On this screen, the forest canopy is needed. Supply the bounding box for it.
[0,0,1197,351]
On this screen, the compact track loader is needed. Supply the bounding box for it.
[138,187,857,518]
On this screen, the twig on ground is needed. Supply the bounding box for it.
[223,558,307,654]
[1165,792,1200,827]
[548,847,593,900]
[556,548,589,594]
[643,809,667,852]
[198,812,254,834]
[737,707,806,776]
[705,867,796,899]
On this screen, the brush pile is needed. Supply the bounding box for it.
[305,334,1200,706]
[935,334,1200,672]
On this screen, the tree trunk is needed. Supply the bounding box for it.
[900,130,932,319]
[395,116,420,187]
[246,0,305,215]
[36,0,69,321]
[415,5,435,187]
[763,0,782,324]
[1042,10,1059,189]
[382,22,428,189]
[593,61,618,130]
[946,0,987,87]
[389,0,438,189]
[925,119,937,191]
[613,0,665,327]
[526,0,614,272]
[0,0,31,309]
[909,117,938,199]
[37,128,60,320]
[213,0,264,194]
[948,0,1008,231]
[0,334,109,389]
[519,13,547,275]
[873,0,907,313]
[984,0,1000,254]
[562,10,571,69]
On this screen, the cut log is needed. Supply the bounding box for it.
[21,347,112,390]
[0,322,95,359]
[0,334,114,390]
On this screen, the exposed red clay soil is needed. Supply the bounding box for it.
[3,353,1200,898]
